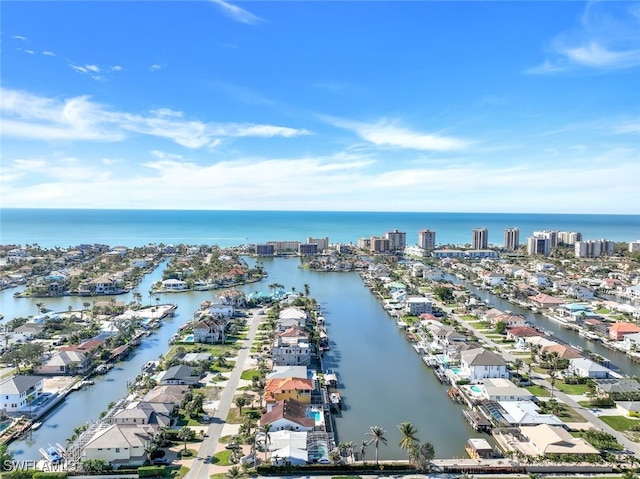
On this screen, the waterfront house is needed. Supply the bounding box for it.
[0,375,44,413]
[82,424,155,468]
[488,401,563,427]
[88,276,119,295]
[161,279,187,291]
[609,322,640,341]
[192,314,228,343]
[506,326,542,349]
[481,271,505,287]
[515,424,598,456]
[142,384,189,406]
[272,328,311,366]
[264,430,309,464]
[264,377,314,406]
[266,366,309,381]
[156,365,202,386]
[208,303,235,318]
[460,348,508,382]
[404,296,432,315]
[621,332,640,352]
[259,399,315,431]
[568,358,611,379]
[481,378,535,402]
[36,350,90,375]
[182,352,212,364]
[483,309,527,328]
[529,293,565,309]
[465,438,494,459]
[111,401,173,428]
[565,283,595,300]
[540,343,583,360]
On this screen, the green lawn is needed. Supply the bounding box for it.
[526,384,551,397]
[461,315,477,321]
[240,368,261,380]
[599,415,640,432]
[556,382,590,395]
[166,466,190,479]
[212,450,233,466]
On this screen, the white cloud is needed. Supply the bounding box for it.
[112,65,122,71]
[85,65,101,73]
[209,0,263,25]
[12,35,28,41]
[0,88,310,147]
[42,51,56,56]
[1,149,638,213]
[17,48,35,55]
[529,2,640,73]
[150,64,165,72]
[327,117,469,151]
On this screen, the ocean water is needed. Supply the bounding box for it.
[1,209,638,248]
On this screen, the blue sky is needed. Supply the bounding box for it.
[1,1,639,213]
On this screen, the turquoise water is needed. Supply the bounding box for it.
[470,385,482,393]
[452,367,461,374]
[183,334,194,343]
[2,209,638,248]
[307,410,322,422]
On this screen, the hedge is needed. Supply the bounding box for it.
[1,471,37,479]
[33,473,68,479]
[255,463,415,475]
[137,466,166,478]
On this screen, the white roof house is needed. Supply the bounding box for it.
[517,424,599,456]
[568,358,611,379]
[82,424,155,468]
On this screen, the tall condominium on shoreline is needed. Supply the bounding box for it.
[471,227,488,249]
[503,227,519,251]
[418,229,436,251]
[385,229,407,251]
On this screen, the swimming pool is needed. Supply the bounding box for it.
[307,410,322,422]
[451,367,461,374]
[183,334,194,343]
[470,385,483,393]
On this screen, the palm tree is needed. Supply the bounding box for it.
[257,423,272,463]
[35,302,44,316]
[82,302,91,320]
[304,283,310,297]
[366,425,387,465]
[178,426,192,451]
[359,439,368,463]
[398,421,418,452]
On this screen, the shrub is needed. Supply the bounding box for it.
[138,466,166,477]
[33,473,67,479]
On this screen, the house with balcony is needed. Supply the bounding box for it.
[404,296,432,315]
[36,351,90,375]
[264,377,314,406]
[460,348,508,383]
[192,314,229,343]
[0,375,44,414]
[272,328,311,366]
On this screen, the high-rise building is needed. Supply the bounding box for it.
[527,236,551,256]
[575,240,615,258]
[533,230,559,247]
[385,229,406,251]
[307,237,329,252]
[503,227,519,251]
[629,240,640,253]
[418,229,436,251]
[558,231,583,245]
[370,236,391,253]
[471,228,488,249]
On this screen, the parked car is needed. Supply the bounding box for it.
[225,442,239,450]
[153,458,171,465]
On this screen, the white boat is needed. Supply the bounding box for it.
[31,422,42,430]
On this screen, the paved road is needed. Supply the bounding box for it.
[184,311,263,479]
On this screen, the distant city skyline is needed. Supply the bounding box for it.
[1,1,639,213]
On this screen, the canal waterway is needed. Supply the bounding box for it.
[240,258,475,460]
[445,275,638,376]
[4,258,477,461]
